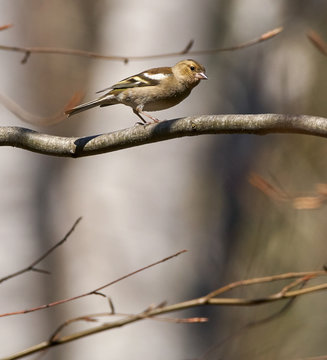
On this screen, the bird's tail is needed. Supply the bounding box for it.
[65,94,118,117]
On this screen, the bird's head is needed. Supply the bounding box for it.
[173,59,207,86]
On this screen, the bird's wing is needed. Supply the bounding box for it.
[96,67,172,93]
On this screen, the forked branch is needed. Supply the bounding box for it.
[3,269,327,360]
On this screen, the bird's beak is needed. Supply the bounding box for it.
[196,72,208,80]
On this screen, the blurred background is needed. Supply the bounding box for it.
[1,0,327,359]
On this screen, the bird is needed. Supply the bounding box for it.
[65,59,207,123]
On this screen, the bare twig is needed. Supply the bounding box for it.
[0,217,82,284]
[49,311,207,343]
[198,290,302,360]
[188,26,283,55]
[0,249,187,318]
[3,269,327,360]
[200,275,311,359]
[0,24,12,31]
[0,92,84,126]
[307,30,327,56]
[1,114,327,158]
[203,270,325,300]
[0,27,282,64]
[249,173,327,209]
[249,173,289,202]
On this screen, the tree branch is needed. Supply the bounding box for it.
[307,29,327,56]
[0,92,84,126]
[0,250,187,318]
[249,173,327,210]
[1,114,327,157]
[0,24,12,31]
[0,27,282,64]
[0,217,82,284]
[3,270,327,360]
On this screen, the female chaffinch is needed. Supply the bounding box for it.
[65,59,207,123]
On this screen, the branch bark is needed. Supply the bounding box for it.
[1,114,327,157]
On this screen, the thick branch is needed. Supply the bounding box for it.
[1,114,327,157]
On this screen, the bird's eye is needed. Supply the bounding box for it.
[190,66,195,71]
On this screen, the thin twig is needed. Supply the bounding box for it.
[3,269,327,360]
[249,173,327,210]
[203,270,325,300]
[307,30,327,56]
[0,92,84,126]
[186,27,283,55]
[198,292,300,360]
[49,310,207,342]
[0,24,12,31]
[0,249,187,318]
[0,217,82,284]
[0,27,282,64]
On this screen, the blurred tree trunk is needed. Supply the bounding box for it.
[12,2,101,358]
